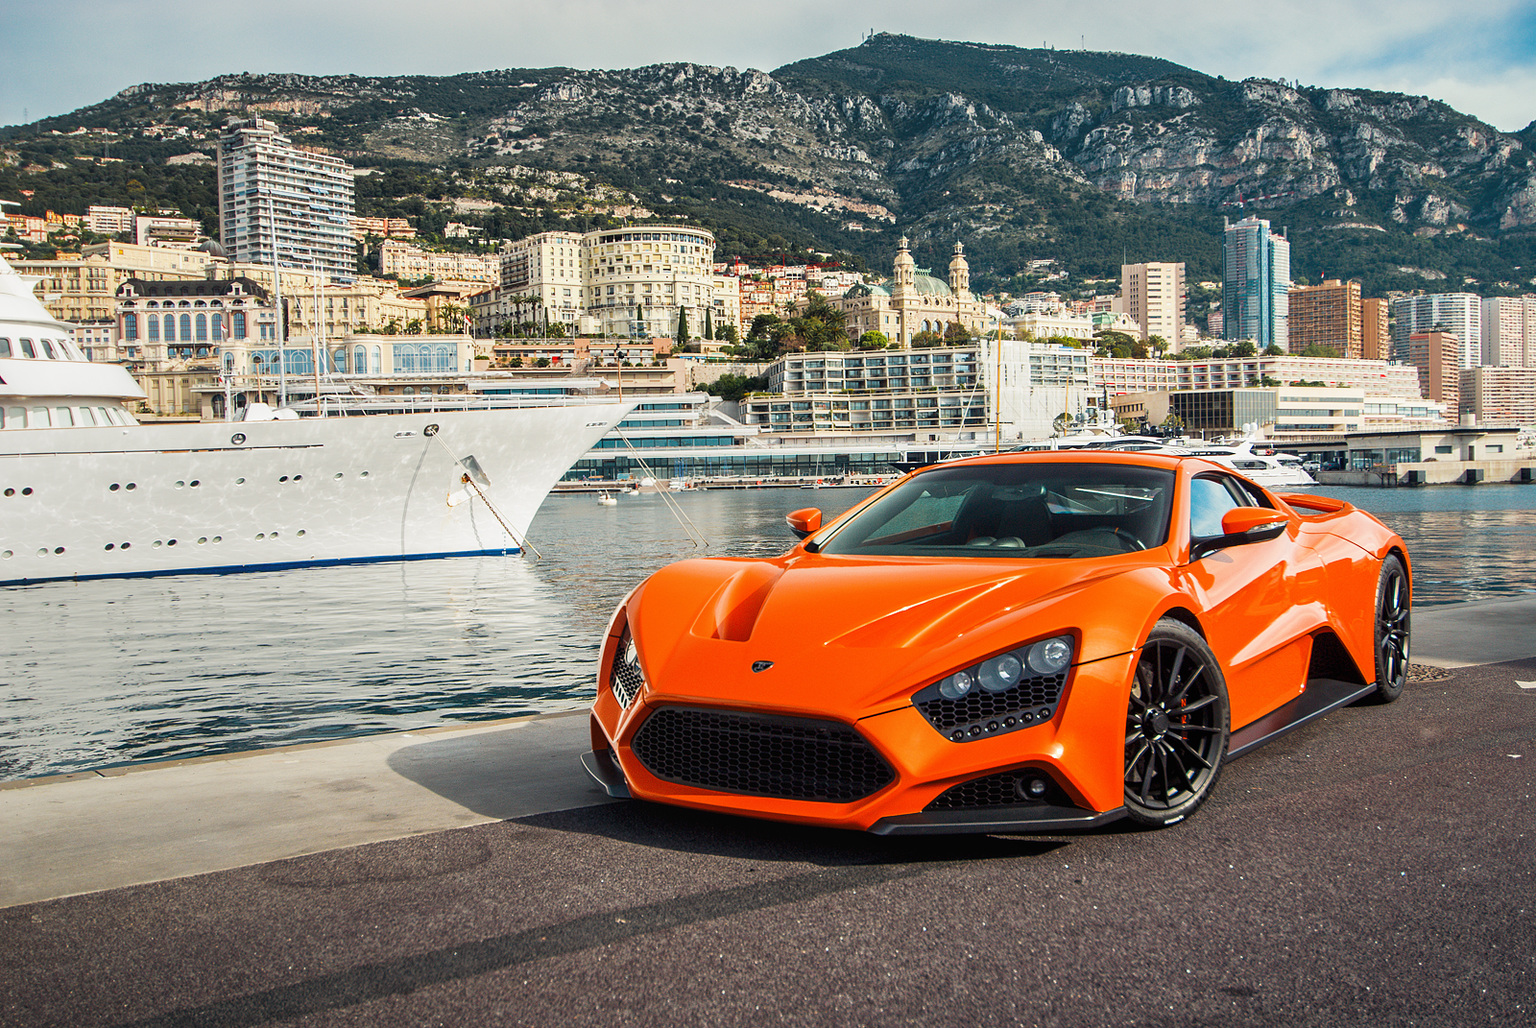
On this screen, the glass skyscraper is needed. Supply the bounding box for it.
[1222,216,1290,350]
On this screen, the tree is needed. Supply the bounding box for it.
[858,330,889,349]
[704,308,714,341]
[911,330,944,348]
[675,306,689,348]
[943,321,972,343]
[702,372,769,402]
[1263,343,1284,356]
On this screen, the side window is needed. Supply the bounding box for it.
[1189,475,1244,540]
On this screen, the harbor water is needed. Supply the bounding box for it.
[2,483,1533,780]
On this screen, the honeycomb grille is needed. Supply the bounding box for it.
[913,670,1066,742]
[631,707,895,803]
[925,769,1070,811]
[610,651,643,709]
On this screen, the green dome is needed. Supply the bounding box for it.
[844,282,890,299]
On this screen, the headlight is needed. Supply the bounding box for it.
[913,634,1076,743]
[609,625,646,708]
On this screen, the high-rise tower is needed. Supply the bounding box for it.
[216,118,356,283]
[1222,217,1290,349]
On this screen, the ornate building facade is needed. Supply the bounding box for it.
[834,238,987,345]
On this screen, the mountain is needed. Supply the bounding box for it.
[4,33,1535,299]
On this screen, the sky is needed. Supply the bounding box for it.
[4,0,1536,133]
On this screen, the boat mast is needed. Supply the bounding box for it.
[266,195,286,408]
[312,254,324,416]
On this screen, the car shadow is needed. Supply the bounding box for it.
[510,800,1072,867]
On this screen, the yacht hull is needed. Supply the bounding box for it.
[0,403,631,585]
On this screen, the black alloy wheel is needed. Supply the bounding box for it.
[1124,619,1230,827]
[1372,554,1411,703]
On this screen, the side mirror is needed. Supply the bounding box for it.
[1220,507,1290,539]
[1193,507,1289,560]
[786,507,823,540]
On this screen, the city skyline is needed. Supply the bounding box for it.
[3,1,1535,134]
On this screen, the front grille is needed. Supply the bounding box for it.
[610,650,643,709]
[632,707,895,803]
[926,768,1072,811]
[913,670,1066,742]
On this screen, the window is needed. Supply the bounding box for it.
[0,338,8,358]
[20,338,35,358]
[1189,475,1255,540]
[196,314,208,342]
[180,314,192,341]
[123,314,138,342]
[147,315,160,342]
[233,312,246,339]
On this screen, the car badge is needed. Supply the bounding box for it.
[751,660,774,673]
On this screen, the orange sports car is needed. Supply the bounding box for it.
[582,451,1410,833]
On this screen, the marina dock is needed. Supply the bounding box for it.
[2,595,1533,1026]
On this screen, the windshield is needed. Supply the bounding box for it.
[818,462,1175,559]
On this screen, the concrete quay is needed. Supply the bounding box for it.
[1,596,1533,1026]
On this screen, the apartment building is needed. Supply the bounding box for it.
[500,231,584,328]
[1222,216,1290,348]
[1362,297,1389,360]
[1407,331,1461,409]
[1391,293,1480,368]
[216,117,356,283]
[1480,295,1536,366]
[1287,279,1362,358]
[380,240,500,285]
[582,225,715,338]
[1120,261,1185,343]
[1458,366,1536,426]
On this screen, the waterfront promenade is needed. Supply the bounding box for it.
[2,595,1533,1026]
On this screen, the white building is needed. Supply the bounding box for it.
[500,231,585,328]
[216,117,357,283]
[1391,293,1481,368]
[1480,295,1536,367]
[581,225,716,338]
[1120,262,1185,343]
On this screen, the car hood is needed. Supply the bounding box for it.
[629,552,1159,717]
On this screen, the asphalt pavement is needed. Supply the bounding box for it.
[1,597,1533,1027]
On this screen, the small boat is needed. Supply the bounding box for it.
[596,492,618,506]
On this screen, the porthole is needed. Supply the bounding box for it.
[293,475,302,481]
[296,530,306,537]
[212,535,222,543]
[231,432,246,445]
[333,473,343,479]
[36,548,46,557]
[236,478,246,485]
[126,483,136,491]
[53,547,63,554]
[197,537,208,545]
[279,476,288,483]
[153,541,162,548]
[175,481,186,489]
[109,483,120,491]
[104,543,115,551]
[119,542,129,550]
[1,550,11,559]
[3,488,12,497]
[167,539,177,546]
[360,471,370,478]
[256,533,265,540]
[190,480,200,487]
[270,531,280,539]
[21,488,31,496]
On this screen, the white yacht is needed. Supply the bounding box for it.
[1162,441,1316,488]
[0,256,634,585]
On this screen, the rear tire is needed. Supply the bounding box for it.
[1372,555,1411,703]
[1124,620,1229,828]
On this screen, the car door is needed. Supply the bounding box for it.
[1177,471,1324,730]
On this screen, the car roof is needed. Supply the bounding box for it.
[925,449,1191,474]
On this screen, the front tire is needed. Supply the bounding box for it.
[1372,554,1411,703]
[1124,620,1230,827]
